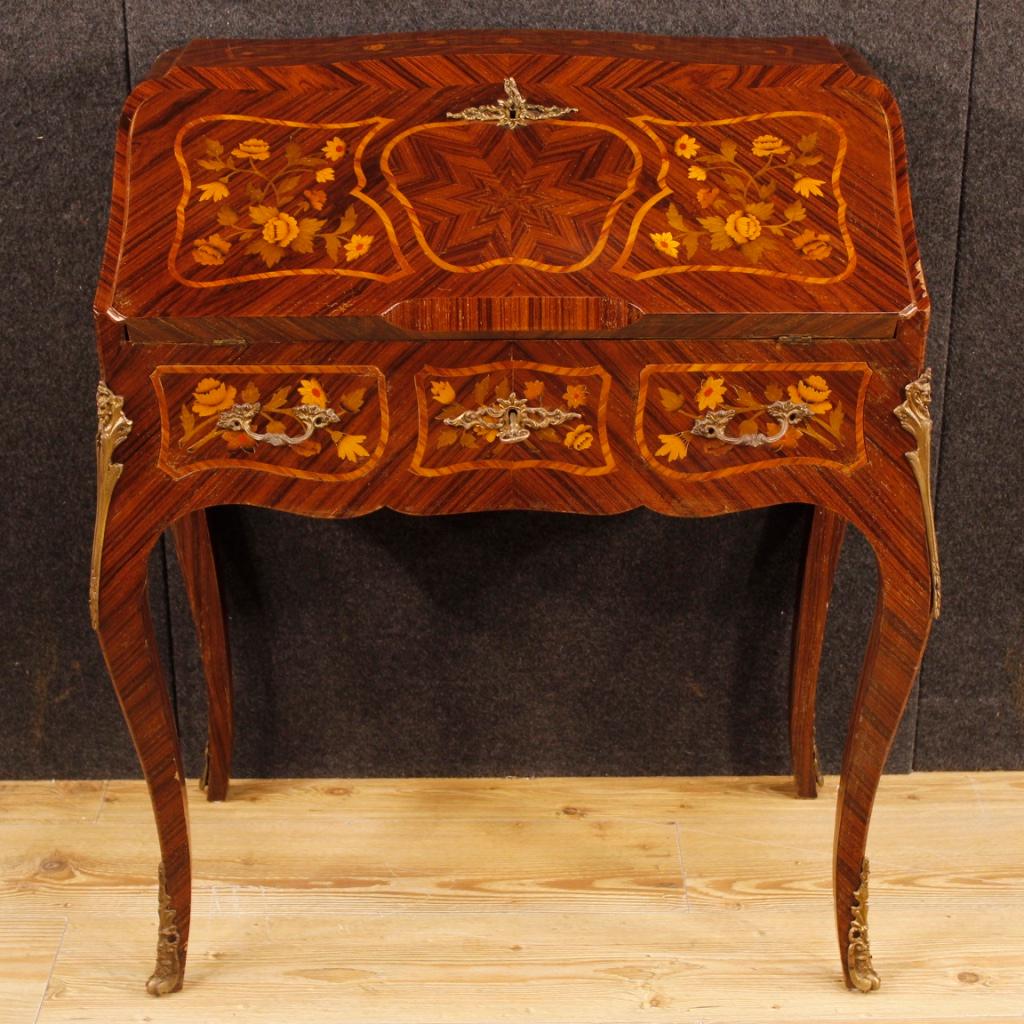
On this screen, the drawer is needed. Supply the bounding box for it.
[151,364,387,481]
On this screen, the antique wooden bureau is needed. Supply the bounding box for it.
[91,31,940,996]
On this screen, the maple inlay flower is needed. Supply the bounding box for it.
[344,234,373,261]
[231,137,270,161]
[752,134,789,157]
[655,433,688,462]
[793,228,833,260]
[688,165,707,181]
[696,376,727,411]
[315,167,335,183]
[724,211,762,244]
[323,137,347,161]
[430,380,456,405]
[650,231,680,259]
[793,176,826,198]
[674,133,699,159]
[788,375,832,415]
[191,377,238,417]
[191,233,231,265]
[298,378,327,408]
[261,211,300,247]
[562,384,588,409]
[564,424,594,451]
[197,181,229,202]
[336,434,370,461]
[523,380,545,400]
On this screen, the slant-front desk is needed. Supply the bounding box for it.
[91,31,940,996]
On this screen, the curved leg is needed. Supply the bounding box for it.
[95,532,192,994]
[790,506,847,797]
[171,510,234,802]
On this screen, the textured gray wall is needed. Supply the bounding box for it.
[0,0,1018,780]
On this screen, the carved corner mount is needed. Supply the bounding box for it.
[146,862,184,996]
[894,368,941,619]
[847,858,881,993]
[89,382,133,631]
[446,77,577,130]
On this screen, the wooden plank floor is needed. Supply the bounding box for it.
[1,773,1022,1023]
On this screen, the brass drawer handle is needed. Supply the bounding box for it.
[217,402,340,447]
[691,400,813,447]
[447,78,577,130]
[444,392,580,444]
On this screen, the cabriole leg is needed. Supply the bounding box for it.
[171,509,234,802]
[791,506,847,797]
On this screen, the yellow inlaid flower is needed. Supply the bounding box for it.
[197,181,229,202]
[562,384,588,409]
[344,234,373,261]
[724,211,762,244]
[231,137,270,161]
[788,375,832,415]
[696,376,726,411]
[655,433,689,462]
[303,188,327,211]
[564,423,594,451]
[793,228,833,260]
[298,378,327,408]
[323,137,347,161]
[651,231,680,259]
[336,434,370,461]
[191,233,231,265]
[261,211,300,247]
[793,176,826,198]
[192,377,238,417]
[752,134,789,157]
[523,380,545,400]
[688,165,707,181]
[674,133,699,159]
[430,380,456,405]
[315,167,335,183]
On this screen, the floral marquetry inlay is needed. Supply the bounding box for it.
[615,112,855,283]
[412,362,614,476]
[636,363,870,481]
[153,365,388,482]
[171,116,410,286]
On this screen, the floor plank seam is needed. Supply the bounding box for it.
[32,915,67,1024]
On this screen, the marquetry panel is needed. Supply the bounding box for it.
[410,361,614,477]
[615,112,854,283]
[152,364,388,481]
[170,116,410,287]
[636,362,870,480]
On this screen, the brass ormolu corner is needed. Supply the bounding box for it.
[894,369,941,619]
[147,862,184,996]
[847,858,881,992]
[89,382,133,630]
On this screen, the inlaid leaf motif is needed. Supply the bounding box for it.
[340,387,367,413]
[658,387,686,412]
[241,381,260,404]
[473,376,492,406]
[435,428,459,449]
[655,433,689,462]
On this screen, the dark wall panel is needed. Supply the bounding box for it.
[915,0,1024,769]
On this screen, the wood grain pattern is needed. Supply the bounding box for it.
[90,31,937,995]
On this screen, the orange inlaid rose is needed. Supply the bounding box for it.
[231,137,270,161]
[262,211,300,247]
[724,211,762,245]
[562,384,588,409]
[752,134,789,157]
[191,233,231,265]
[564,423,594,451]
[696,187,720,208]
[793,229,833,260]
[303,188,327,211]
[298,378,327,408]
[344,234,373,261]
[788,375,832,415]
[696,376,726,411]
[323,137,347,161]
[192,377,238,417]
[523,380,545,400]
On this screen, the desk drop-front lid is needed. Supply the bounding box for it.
[98,31,925,342]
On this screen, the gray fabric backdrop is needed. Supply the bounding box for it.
[1,1,1020,780]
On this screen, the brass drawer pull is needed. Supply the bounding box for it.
[444,392,580,444]
[217,402,340,447]
[447,78,577,130]
[691,400,813,447]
